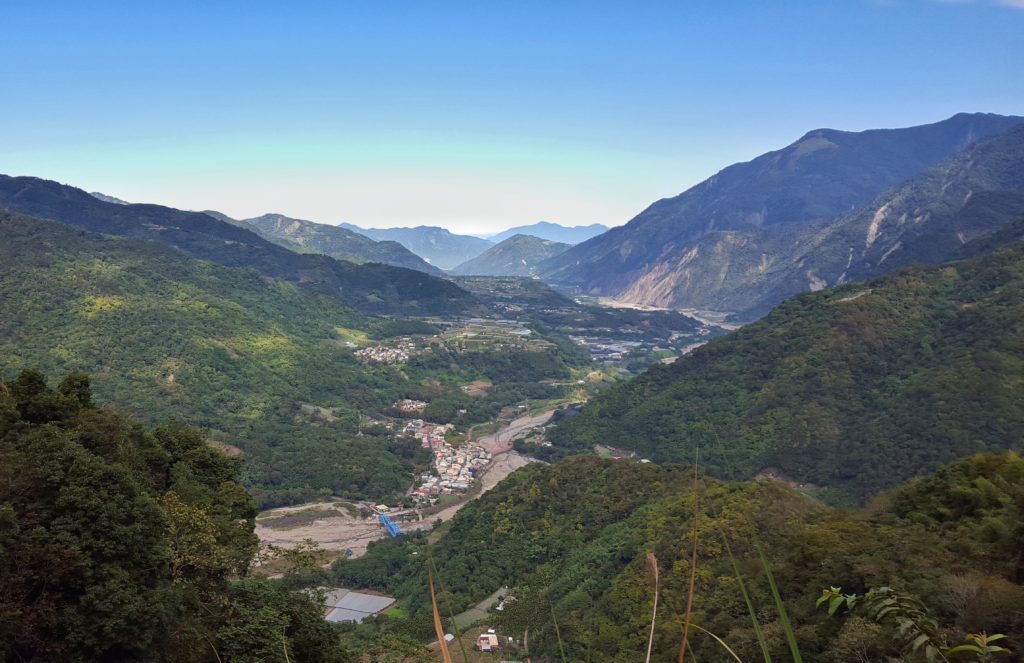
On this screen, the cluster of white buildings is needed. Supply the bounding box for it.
[395,398,427,413]
[355,344,410,364]
[400,420,492,498]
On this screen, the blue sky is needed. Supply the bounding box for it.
[2,1,1022,233]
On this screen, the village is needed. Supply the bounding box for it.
[401,418,493,498]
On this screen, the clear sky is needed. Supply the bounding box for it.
[2,1,1022,234]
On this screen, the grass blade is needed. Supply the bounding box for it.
[646,552,660,663]
[724,536,772,662]
[428,568,453,663]
[754,535,802,663]
[428,555,469,663]
[688,624,743,662]
[678,455,701,663]
[550,603,568,663]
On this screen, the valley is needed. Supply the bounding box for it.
[2,24,1023,658]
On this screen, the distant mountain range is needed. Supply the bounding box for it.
[482,221,609,244]
[0,175,476,316]
[539,112,1024,320]
[451,234,571,276]
[339,223,493,270]
[218,212,444,275]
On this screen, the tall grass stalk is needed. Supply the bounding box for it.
[550,604,568,663]
[646,553,660,663]
[428,556,467,663]
[427,567,453,663]
[688,624,742,662]
[724,536,772,662]
[678,454,701,663]
[753,536,802,663]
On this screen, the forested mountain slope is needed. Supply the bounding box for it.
[0,212,429,505]
[540,112,1023,317]
[0,371,353,662]
[330,454,1024,661]
[549,241,1024,503]
[0,175,475,315]
[451,234,571,276]
[242,213,444,275]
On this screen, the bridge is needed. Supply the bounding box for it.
[377,513,402,537]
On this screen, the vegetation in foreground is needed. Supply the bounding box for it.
[0,369,359,662]
[318,455,1024,661]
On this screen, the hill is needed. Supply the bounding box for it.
[548,241,1024,504]
[486,220,609,244]
[539,112,1024,318]
[326,454,1024,661]
[340,223,493,270]
[0,371,354,661]
[0,174,476,316]
[451,234,571,276]
[0,211,435,506]
[241,213,443,274]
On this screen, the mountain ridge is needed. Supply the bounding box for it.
[241,212,444,275]
[539,112,1024,318]
[340,223,493,270]
[0,174,476,316]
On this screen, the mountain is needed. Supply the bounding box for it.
[450,233,571,276]
[0,211,429,506]
[539,112,1024,319]
[0,175,476,316]
[548,240,1024,504]
[332,453,1024,660]
[239,213,444,275]
[340,223,493,270]
[486,221,609,244]
[89,191,130,205]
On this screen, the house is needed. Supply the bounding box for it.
[477,630,500,652]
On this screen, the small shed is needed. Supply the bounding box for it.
[477,629,500,652]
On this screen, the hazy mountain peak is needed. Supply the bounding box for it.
[486,221,610,244]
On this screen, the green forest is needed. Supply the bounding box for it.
[0,369,364,662]
[317,455,1024,661]
[549,242,1024,504]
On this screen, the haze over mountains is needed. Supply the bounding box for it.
[340,223,494,270]
[226,212,444,275]
[539,112,1024,319]
[482,220,609,244]
[451,234,571,276]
